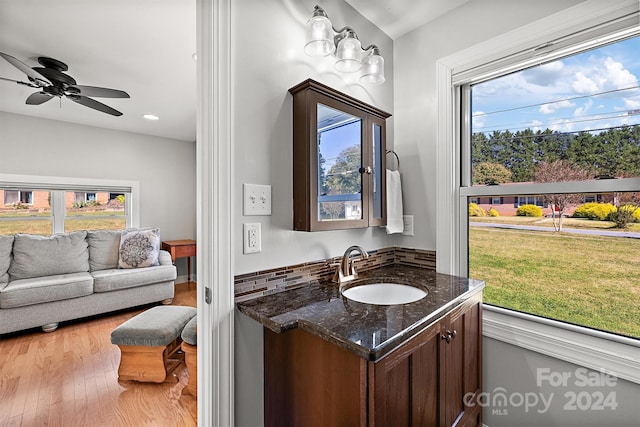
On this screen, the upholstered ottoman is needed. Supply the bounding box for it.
[111,305,196,383]
[181,315,197,396]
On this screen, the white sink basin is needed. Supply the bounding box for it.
[342,283,427,305]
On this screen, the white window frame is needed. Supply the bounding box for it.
[0,173,139,234]
[436,0,640,384]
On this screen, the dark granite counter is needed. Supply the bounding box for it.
[236,265,484,361]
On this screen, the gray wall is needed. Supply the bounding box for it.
[483,337,640,427]
[0,111,196,279]
[232,0,395,276]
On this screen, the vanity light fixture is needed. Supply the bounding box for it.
[304,5,385,85]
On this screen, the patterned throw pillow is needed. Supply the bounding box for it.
[118,229,160,269]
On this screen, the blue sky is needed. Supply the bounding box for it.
[472,35,640,135]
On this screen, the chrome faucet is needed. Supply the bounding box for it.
[333,245,369,287]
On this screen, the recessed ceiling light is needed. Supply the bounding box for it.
[143,114,159,121]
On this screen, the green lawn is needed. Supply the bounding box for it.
[469,227,640,338]
[0,210,125,236]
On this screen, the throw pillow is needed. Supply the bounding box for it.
[0,235,14,285]
[87,230,122,271]
[8,231,89,280]
[118,229,160,269]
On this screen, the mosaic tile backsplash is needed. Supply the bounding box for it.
[234,247,436,302]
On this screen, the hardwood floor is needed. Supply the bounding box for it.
[0,282,197,427]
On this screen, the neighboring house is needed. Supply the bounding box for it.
[0,189,120,211]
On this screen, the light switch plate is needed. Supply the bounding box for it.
[243,223,261,254]
[243,184,272,216]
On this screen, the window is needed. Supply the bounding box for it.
[491,196,502,205]
[0,189,52,235]
[65,191,126,232]
[0,175,138,236]
[3,190,33,206]
[462,34,640,339]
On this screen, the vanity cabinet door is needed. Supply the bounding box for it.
[440,293,483,427]
[289,79,391,231]
[369,319,442,426]
[369,292,483,427]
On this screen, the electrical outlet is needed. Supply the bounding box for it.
[402,215,414,236]
[243,223,261,254]
[243,184,272,216]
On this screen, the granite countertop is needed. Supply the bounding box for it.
[236,265,485,361]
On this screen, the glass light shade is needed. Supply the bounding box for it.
[359,53,385,85]
[334,33,361,73]
[304,15,335,57]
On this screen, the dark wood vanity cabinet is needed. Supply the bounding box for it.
[264,291,483,427]
[289,79,391,231]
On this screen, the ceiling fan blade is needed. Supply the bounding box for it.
[0,52,51,86]
[70,85,130,98]
[68,95,123,116]
[26,92,54,105]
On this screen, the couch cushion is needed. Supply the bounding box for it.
[0,235,14,286]
[87,230,121,271]
[8,232,89,280]
[0,272,94,309]
[118,229,160,269]
[92,264,177,292]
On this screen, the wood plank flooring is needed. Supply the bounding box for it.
[0,282,197,427]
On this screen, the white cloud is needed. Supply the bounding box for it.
[521,60,565,86]
[573,99,593,117]
[472,111,486,128]
[539,99,575,114]
[572,71,599,93]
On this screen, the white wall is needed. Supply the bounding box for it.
[0,111,196,276]
[232,0,395,275]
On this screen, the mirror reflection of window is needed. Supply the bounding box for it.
[317,103,363,221]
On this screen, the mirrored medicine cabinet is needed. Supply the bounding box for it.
[289,79,391,231]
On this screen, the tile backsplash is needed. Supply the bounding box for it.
[234,247,436,302]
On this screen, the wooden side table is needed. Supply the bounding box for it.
[161,239,197,282]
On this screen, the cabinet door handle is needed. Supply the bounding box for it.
[448,329,457,339]
[441,333,451,343]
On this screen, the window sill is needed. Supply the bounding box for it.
[483,305,640,385]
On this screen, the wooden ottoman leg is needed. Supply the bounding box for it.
[117,345,170,383]
[182,342,197,396]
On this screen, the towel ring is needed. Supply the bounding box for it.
[386,150,400,171]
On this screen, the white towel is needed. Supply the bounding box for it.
[385,169,404,234]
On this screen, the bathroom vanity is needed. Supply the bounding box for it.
[236,265,484,427]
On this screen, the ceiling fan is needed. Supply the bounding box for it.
[0,52,130,116]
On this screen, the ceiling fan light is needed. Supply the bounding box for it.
[334,31,361,73]
[304,7,335,57]
[359,49,385,85]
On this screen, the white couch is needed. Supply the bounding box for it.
[0,229,177,334]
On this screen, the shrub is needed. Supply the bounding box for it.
[468,203,486,217]
[116,195,125,204]
[616,204,640,223]
[573,202,616,221]
[488,207,499,217]
[516,204,542,217]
